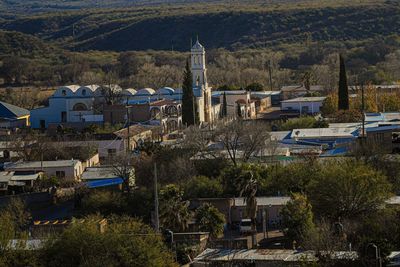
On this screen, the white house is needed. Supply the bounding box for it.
[280,96,326,115]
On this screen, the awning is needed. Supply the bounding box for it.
[84,178,123,189]
[11,173,40,181]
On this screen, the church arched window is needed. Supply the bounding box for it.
[72,103,88,111]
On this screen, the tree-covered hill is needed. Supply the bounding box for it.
[0,0,398,52]
[0,30,62,57]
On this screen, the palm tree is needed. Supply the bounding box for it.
[159,185,190,232]
[237,169,258,246]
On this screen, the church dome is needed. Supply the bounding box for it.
[122,88,137,96]
[136,88,155,96]
[156,87,175,95]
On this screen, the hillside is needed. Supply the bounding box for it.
[0,30,62,57]
[0,0,398,52]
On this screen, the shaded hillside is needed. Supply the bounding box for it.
[0,0,397,51]
[0,30,62,57]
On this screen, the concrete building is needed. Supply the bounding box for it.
[30,85,110,129]
[212,91,257,119]
[190,197,290,226]
[4,160,83,181]
[281,96,326,115]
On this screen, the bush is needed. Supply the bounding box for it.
[183,176,223,199]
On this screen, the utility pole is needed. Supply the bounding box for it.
[126,96,130,153]
[192,95,196,125]
[267,60,273,91]
[154,163,160,233]
[361,83,365,139]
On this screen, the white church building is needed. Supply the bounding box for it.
[30,40,219,129]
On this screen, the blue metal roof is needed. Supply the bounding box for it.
[85,178,123,189]
[0,101,29,118]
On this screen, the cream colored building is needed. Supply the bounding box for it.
[4,160,84,181]
[191,39,214,124]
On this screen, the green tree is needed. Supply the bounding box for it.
[159,185,190,232]
[281,193,315,245]
[308,160,392,219]
[182,59,196,126]
[338,54,349,110]
[221,92,227,118]
[43,215,177,267]
[183,176,223,199]
[195,203,225,238]
[245,82,264,91]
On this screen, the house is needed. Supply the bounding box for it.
[113,125,154,150]
[190,197,290,226]
[0,101,30,128]
[4,160,83,181]
[280,97,326,115]
[212,90,257,119]
[281,85,325,100]
[0,171,42,195]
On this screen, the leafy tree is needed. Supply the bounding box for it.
[278,116,326,131]
[221,92,227,118]
[81,190,128,216]
[245,82,264,91]
[195,203,225,238]
[338,54,349,110]
[281,193,315,245]
[183,176,223,199]
[308,160,392,219]
[217,85,240,91]
[159,185,190,232]
[182,59,196,126]
[320,94,338,117]
[43,215,177,267]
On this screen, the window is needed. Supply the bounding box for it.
[61,112,67,123]
[62,90,66,96]
[56,171,65,179]
[72,103,88,111]
[108,149,117,158]
[82,89,86,96]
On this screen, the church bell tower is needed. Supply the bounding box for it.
[191,38,212,123]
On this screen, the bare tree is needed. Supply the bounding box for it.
[111,153,135,193]
[182,125,219,159]
[214,120,270,165]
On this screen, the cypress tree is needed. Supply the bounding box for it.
[237,102,242,118]
[338,54,349,110]
[182,59,196,125]
[222,92,227,117]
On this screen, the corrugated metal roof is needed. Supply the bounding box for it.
[5,160,80,170]
[11,173,40,181]
[82,167,120,180]
[0,101,29,118]
[281,96,326,103]
[234,197,290,207]
[194,249,357,262]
